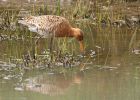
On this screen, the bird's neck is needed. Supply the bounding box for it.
[70,28,78,38]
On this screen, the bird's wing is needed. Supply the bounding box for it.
[33,15,68,36]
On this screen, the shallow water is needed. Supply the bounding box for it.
[1,0,140,100]
[1,27,140,100]
[1,56,140,100]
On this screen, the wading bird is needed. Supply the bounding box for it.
[18,15,84,52]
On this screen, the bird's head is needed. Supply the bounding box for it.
[71,28,84,52]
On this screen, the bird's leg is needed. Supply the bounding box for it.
[49,37,54,52]
[49,36,54,62]
[33,36,42,60]
[79,40,84,53]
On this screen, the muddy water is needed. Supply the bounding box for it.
[1,1,140,100]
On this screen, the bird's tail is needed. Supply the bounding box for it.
[18,16,26,25]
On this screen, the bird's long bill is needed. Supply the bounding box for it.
[79,41,84,52]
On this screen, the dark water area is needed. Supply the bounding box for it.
[0,0,140,100]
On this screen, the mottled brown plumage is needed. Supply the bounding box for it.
[18,15,84,51]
